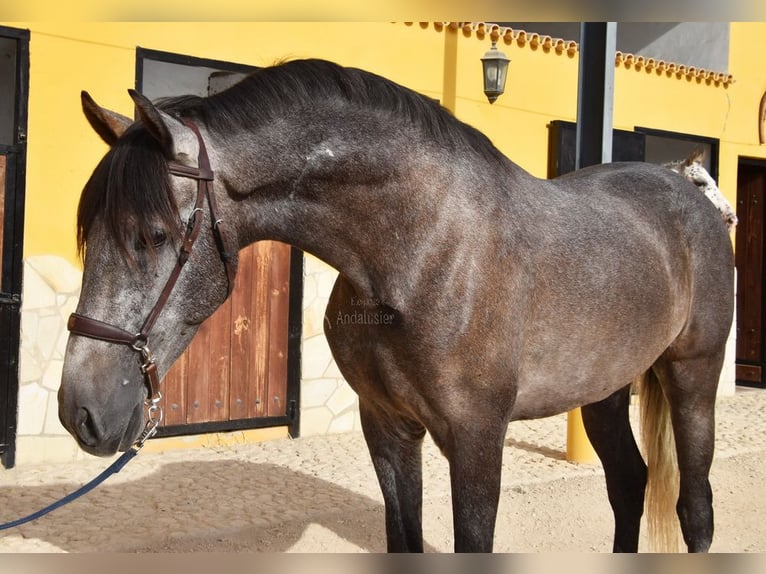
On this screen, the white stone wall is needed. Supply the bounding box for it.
[16,256,90,464]
[299,254,362,436]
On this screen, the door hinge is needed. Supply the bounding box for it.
[288,399,297,421]
[0,293,21,307]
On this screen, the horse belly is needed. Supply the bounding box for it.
[510,352,649,421]
[510,283,685,420]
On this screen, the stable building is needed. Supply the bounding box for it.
[1,22,763,467]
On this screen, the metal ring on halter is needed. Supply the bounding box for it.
[188,207,204,222]
[134,408,163,450]
[131,339,154,367]
[214,218,224,229]
[131,336,148,352]
[147,398,163,421]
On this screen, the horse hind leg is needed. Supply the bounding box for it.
[358,399,426,552]
[581,385,647,552]
[652,352,721,553]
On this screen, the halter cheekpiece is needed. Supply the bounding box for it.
[67,118,236,442]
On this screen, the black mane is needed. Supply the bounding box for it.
[77,59,506,260]
[205,60,504,157]
[156,59,505,159]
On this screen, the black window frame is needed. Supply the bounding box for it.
[548,119,720,181]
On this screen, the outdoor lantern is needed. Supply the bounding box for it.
[481,41,510,104]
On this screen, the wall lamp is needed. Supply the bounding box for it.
[481,41,510,104]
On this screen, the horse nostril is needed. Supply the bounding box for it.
[76,407,102,447]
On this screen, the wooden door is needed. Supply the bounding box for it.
[1,26,29,469]
[135,50,299,438]
[160,240,294,433]
[735,162,766,387]
[0,153,5,260]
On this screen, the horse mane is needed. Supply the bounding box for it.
[187,59,506,160]
[77,59,507,261]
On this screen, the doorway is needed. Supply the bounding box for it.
[735,160,766,388]
[0,26,29,469]
[136,48,303,439]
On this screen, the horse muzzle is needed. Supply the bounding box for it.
[59,393,145,457]
[70,404,144,457]
[58,351,148,457]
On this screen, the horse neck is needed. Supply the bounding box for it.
[208,107,519,307]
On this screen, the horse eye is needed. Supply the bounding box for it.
[151,230,168,248]
[134,230,168,251]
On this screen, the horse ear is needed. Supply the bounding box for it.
[81,91,133,146]
[127,89,197,162]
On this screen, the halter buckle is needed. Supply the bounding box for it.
[131,337,154,366]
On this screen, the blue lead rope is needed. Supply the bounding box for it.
[0,446,139,532]
[0,394,162,532]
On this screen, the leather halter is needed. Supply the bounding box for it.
[67,118,236,404]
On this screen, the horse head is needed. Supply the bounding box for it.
[58,91,236,456]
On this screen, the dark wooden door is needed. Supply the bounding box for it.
[1,26,28,469]
[160,240,295,434]
[735,162,766,387]
[0,150,12,468]
[0,154,5,259]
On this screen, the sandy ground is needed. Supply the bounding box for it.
[1,388,765,553]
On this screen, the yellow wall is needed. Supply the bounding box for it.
[6,21,766,265]
[452,28,580,177]
[719,22,766,196]
[11,22,446,265]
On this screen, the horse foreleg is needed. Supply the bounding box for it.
[439,421,507,552]
[581,385,647,552]
[359,400,426,552]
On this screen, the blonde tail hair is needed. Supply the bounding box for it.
[637,368,680,552]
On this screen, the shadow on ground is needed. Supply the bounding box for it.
[0,460,440,552]
[504,439,566,461]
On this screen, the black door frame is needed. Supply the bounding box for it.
[1,25,30,469]
[134,47,303,439]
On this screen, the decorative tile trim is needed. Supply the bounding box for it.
[409,22,734,87]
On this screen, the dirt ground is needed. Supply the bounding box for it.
[126,450,765,553]
[1,388,765,554]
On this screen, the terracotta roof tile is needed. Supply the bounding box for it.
[614,51,733,85]
[409,22,734,87]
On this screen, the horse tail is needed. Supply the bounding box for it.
[637,368,680,552]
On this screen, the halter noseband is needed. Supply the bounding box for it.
[67,118,236,425]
